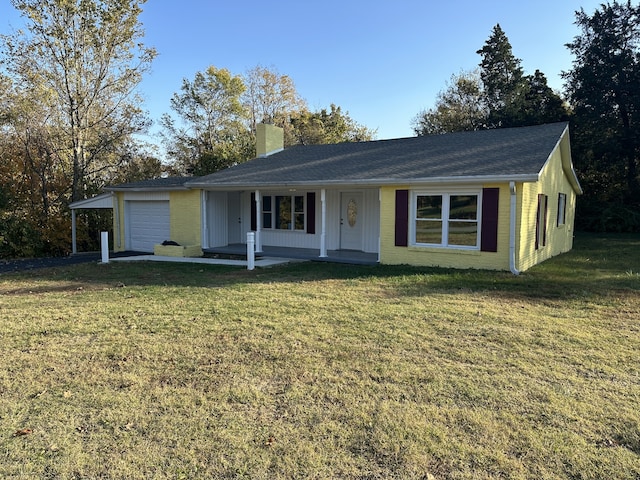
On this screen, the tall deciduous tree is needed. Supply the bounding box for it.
[243,65,306,133]
[1,0,156,202]
[290,104,376,145]
[160,66,252,175]
[564,1,640,231]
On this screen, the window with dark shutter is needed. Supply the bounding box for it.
[306,192,316,234]
[535,194,548,249]
[480,188,499,252]
[395,190,409,247]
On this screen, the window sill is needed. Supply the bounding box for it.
[408,246,481,255]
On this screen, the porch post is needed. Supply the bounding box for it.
[255,189,262,253]
[320,189,327,257]
[71,209,77,254]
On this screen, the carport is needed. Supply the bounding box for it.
[69,193,114,254]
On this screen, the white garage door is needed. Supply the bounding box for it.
[127,201,170,252]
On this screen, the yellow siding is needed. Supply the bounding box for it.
[113,192,126,253]
[379,184,511,270]
[516,134,577,272]
[169,190,202,246]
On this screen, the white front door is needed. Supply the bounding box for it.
[227,192,242,244]
[340,192,364,250]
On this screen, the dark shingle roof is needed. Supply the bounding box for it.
[188,122,569,189]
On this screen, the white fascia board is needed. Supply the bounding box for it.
[188,174,540,191]
[104,186,190,192]
[69,192,114,210]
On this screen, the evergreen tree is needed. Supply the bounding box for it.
[564,1,640,231]
[476,24,525,128]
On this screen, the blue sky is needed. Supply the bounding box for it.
[2,1,604,143]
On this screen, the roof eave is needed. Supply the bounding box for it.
[187,174,541,191]
[104,186,190,192]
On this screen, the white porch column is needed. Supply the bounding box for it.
[255,190,262,253]
[319,188,327,258]
[71,209,77,254]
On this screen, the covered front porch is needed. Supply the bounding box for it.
[204,244,379,265]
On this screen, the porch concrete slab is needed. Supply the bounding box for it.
[109,255,294,267]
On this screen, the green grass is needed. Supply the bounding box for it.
[0,233,638,479]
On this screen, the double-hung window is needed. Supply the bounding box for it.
[413,192,480,248]
[557,193,566,226]
[261,194,305,231]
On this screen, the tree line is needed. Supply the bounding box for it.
[0,1,638,259]
[0,0,374,257]
[414,2,640,232]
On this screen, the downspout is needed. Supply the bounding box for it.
[509,181,520,275]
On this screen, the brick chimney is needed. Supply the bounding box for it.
[256,123,284,157]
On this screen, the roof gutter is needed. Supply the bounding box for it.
[185,174,541,191]
[103,186,190,192]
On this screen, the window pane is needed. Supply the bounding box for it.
[262,212,272,229]
[276,196,291,229]
[262,195,271,211]
[448,221,478,246]
[417,195,442,219]
[294,213,304,230]
[450,195,477,220]
[294,195,304,213]
[416,220,442,244]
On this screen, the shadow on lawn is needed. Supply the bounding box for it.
[2,233,638,301]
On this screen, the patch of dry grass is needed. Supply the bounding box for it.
[0,233,638,479]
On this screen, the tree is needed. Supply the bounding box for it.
[243,66,306,131]
[415,25,569,135]
[476,24,526,128]
[521,70,570,126]
[290,104,376,145]
[1,0,156,203]
[564,1,640,231]
[413,70,487,135]
[161,66,252,175]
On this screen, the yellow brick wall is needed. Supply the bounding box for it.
[113,192,126,253]
[379,184,511,270]
[516,136,577,272]
[169,190,202,246]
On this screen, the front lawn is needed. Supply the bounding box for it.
[1,233,638,479]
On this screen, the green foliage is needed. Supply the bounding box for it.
[161,66,249,175]
[564,1,640,230]
[290,104,376,145]
[415,24,569,136]
[476,24,526,128]
[3,0,157,202]
[413,70,487,135]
